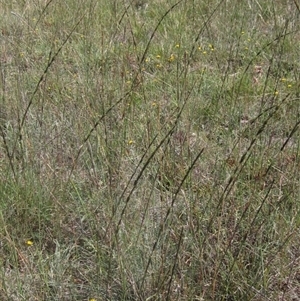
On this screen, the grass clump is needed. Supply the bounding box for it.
[0,0,299,300]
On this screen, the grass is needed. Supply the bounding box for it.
[0,0,299,300]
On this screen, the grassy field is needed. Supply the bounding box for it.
[0,0,299,300]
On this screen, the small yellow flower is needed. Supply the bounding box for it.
[156,54,161,59]
[274,91,279,95]
[128,140,134,145]
[168,54,175,62]
[202,51,207,55]
[89,299,97,301]
[26,240,33,246]
[198,46,202,50]
[175,44,180,48]
[156,63,162,68]
[241,31,245,34]
[145,57,150,63]
[208,44,214,50]
[281,78,287,82]
[287,84,292,88]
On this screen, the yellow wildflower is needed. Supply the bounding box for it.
[168,54,175,62]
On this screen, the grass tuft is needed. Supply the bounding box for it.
[0,0,299,300]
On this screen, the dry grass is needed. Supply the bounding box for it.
[0,0,299,300]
